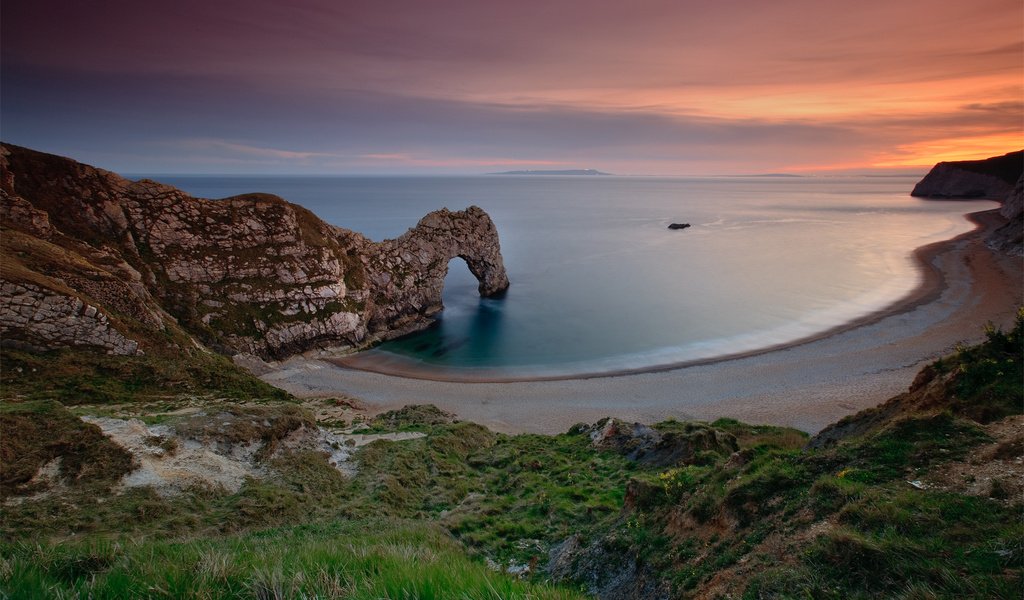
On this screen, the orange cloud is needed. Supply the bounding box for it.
[872,134,1024,167]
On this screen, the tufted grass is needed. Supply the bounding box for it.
[0,520,585,600]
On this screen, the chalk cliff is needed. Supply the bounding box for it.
[911,150,1022,200]
[0,144,509,359]
[911,150,1023,256]
[988,174,1024,256]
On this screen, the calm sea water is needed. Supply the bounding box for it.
[153,175,990,377]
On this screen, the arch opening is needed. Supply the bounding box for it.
[441,257,480,307]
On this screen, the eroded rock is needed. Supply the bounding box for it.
[911,150,1022,200]
[0,143,510,359]
[582,418,738,467]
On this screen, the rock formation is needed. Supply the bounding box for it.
[988,174,1023,256]
[0,143,509,359]
[912,150,1023,256]
[911,150,1022,199]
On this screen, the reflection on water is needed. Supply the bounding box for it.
[383,260,507,366]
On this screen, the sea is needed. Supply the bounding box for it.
[151,174,993,378]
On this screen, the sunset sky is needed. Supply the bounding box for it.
[2,0,1021,175]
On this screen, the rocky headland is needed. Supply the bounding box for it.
[0,143,509,360]
[911,150,1021,200]
[911,149,1023,255]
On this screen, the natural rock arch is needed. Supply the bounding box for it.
[0,143,511,359]
[364,206,510,334]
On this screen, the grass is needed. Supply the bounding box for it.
[534,318,1023,597]
[0,400,134,496]
[933,309,1024,423]
[836,412,990,482]
[1,347,291,405]
[749,487,1023,599]
[575,411,1022,598]
[443,430,636,565]
[0,521,585,599]
[1,315,1020,598]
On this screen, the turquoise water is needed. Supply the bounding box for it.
[155,175,990,376]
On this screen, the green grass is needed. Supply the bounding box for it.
[0,400,134,496]
[748,487,1023,599]
[824,412,991,484]
[1,347,291,405]
[0,521,585,599]
[443,430,636,565]
[2,314,1020,598]
[542,314,1023,596]
[576,419,1022,598]
[933,308,1024,423]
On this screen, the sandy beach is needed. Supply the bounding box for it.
[261,208,1022,434]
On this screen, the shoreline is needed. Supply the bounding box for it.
[330,210,980,383]
[262,207,1021,434]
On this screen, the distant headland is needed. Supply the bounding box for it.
[488,169,611,176]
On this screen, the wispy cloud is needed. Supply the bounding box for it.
[178,139,347,161]
[3,0,1020,174]
[358,153,571,168]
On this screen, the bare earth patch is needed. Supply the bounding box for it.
[921,414,1024,501]
[78,405,425,496]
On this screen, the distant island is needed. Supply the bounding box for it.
[488,168,611,176]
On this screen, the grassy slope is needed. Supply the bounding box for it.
[581,313,1023,599]
[2,521,581,600]
[1,315,1021,598]
[1,347,290,406]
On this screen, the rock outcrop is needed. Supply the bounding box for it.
[988,174,1023,256]
[0,143,509,359]
[911,150,1022,199]
[0,281,140,355]
[581,418,738,467]
[911,150,1023,256]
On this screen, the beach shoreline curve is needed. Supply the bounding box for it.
[261,207,1021,434]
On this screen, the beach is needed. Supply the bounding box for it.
[260,208,1022,434]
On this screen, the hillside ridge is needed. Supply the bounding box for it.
[0,143,509,360]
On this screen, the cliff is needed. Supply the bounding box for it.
[0,143,509,359]
[911,150,1022,199]
[987,174,1023,255]
[911,150,1023,256]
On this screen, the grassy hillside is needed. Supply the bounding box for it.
[1,314,1021,598]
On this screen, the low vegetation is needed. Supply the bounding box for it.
[2,521,582,599]
[1,347,290,405]
[1,314,1021,598]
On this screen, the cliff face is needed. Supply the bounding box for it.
[988,174,1024,256]
[911,150,1022,199]
[0,144,509,359]
[911,150,1023,256]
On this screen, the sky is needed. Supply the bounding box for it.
[2,0,1021,175]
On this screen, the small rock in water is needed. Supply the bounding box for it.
[668,223,691,230]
